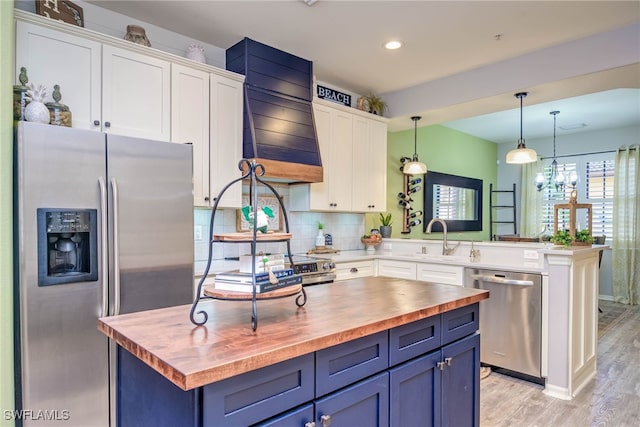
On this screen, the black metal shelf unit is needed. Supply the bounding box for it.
[189,159,307,331]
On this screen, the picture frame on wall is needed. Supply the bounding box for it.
[36,0,84,27]
[236,195,284,232]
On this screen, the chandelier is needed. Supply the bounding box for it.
[535,111,577,192]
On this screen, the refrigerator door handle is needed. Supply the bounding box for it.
[110,177,121,316]
[99,177,109,318]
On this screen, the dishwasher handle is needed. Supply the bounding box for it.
[471,274,534,287]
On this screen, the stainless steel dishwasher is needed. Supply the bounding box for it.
[464,268,543,382]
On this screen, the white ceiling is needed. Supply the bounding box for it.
[89,0,640,142]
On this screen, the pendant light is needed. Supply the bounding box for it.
[403,116,428,175]
[535,111,577,192]
[505,92,537,164]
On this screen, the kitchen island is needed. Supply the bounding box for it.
[99,277,488,426]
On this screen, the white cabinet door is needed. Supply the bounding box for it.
[306,103,353,211]
[15,21,101,131]
[416,263,464,286]
[352,116,387,212]
[102,45,171,141]
[209,73,243,208]
[377,260,417,280]
[171,64,210,207]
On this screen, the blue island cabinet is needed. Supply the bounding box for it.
[117,303,479,427]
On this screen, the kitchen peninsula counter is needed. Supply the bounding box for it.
[98,277,487,391]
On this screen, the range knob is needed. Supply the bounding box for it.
[322,262,336,271]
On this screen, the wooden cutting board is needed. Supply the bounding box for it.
[214,232,292,241]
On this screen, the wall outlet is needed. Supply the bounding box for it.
[523,250,539,260]
[383,243,392,251]
[194,225,203,241]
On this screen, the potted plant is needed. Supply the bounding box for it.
[379,212,393,238]
[363,93,387,116]
[551,229,593,247]
[315,222,325,247]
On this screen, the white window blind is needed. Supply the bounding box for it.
[586,159,614,238]
[540,157,615,238]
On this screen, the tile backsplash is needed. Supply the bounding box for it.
[194,184,366,262]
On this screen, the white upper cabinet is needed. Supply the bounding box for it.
[102,45,171,141]
[15,20,101,131]
[209,73,243,208]
[171,64,210,206]
[290,99,388,213]
[352,116,387,212]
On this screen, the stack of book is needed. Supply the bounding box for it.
[213,268,301,293]
[239,253,285,273]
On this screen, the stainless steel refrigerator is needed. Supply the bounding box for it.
[14,121,194,427]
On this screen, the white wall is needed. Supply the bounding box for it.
[496,123,640,298]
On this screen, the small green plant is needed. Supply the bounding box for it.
[551,230,572,247]
[317,221,324,230]
[575,229,593,244]
[379,212,393,227]
[363,93,387,116]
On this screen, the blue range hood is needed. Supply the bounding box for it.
[227,38,323,183]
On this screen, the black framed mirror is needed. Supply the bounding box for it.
[423,171,483,232]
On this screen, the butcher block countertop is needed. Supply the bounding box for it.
[98,277,488,391]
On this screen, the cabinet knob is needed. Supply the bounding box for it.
[445,356,453,366]
[204,197,210,202]
[350,268,358,273]
[213,197,218,201]
[304,423,316,427]
[437,361,446,371]
[320,414,332,427]
[104,121,111,128]
[93,120,100,126]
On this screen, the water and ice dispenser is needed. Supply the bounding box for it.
[37,208,98,286]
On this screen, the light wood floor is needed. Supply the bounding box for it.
[480,301,640,427]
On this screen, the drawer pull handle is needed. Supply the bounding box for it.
[320,414,332,427]
[304,422,316,427]
[437,361,446,371]
[350,267,358,273]
[445,356,453,366]
[93,120,100,126]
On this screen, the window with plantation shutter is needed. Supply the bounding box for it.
[539,156,614,238]
[586,160,614,238]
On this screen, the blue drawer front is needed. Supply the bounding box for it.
[441,303,479,346]
[389,351,442,427]
[227,37,313,101]
[316,331,389,397]
[203,353,314,426]
[389,315,441,366]
[315,372,390,427]
[254,403,314,427]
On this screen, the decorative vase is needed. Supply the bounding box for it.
[315,230,325,247]
[379,226,392,238]
[186,44,206,63]
[24,101,50,124]
[124,25,151,47]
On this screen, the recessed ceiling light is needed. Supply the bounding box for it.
[384,40,403,50]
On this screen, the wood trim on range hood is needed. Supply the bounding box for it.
[242,158,323,183]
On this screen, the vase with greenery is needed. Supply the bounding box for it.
[315,222,325,247]
[379,212,393,238]
[363,93,387,116]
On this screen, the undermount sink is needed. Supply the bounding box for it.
[409,253,469,263]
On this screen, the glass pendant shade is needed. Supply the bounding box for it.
[403,116,427,175]
[506,92,537,164]
[403,158,428,174]
[506,141,538,164]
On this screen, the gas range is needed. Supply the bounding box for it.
[286,255,336,286]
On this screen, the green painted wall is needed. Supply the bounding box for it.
[367,124,497,241]
[0,2,14,426]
